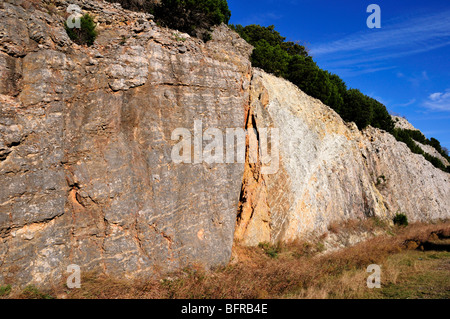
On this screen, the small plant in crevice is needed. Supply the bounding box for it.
[173,33,187,42]
[393,213,408,227]
[202,32,212,43]
[65,13,98,46]
[316,241,325,253]
[376,175,387,187]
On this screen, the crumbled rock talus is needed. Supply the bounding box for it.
[0,0,448,287]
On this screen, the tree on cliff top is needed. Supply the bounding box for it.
[106,0,231,39]
[105,0,157,12]
[154,0,231,38]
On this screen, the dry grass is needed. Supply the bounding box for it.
[5,219,450,299]
[327,216,390,234]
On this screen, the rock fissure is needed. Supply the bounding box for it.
[0,211,64,239]
[234,85,272,245]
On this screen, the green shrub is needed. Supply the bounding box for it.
[0,284,11,296]
[65,13,98,46]
[202,32,212,42]
[393,213,408,227]
[154,0,231,37]
[376,175,386,186]
[258,242,281,259]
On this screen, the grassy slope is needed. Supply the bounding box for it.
[370,250,450,299]
[2,220,449,299]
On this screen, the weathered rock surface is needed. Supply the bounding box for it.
[0,0,252,286]
[361,127,449,221]
[392,115,418,131]
[0,0,448,288]
[235,70,450,245]
[413,140,450,167]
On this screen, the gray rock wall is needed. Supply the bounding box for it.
[0,0,252,286]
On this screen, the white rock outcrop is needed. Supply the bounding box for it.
[235,70,450,245]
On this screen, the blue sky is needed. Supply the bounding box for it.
[228,0,450,149]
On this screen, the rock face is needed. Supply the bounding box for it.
[235,70,450,245]
[0,0,449,288]
[393,115,449,166]
[392,115,418,131]
[0,0,252,286]
[361,127,449,221]
[236,71,387,245]
[413,140,450,167]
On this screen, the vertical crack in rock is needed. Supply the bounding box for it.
[234,82,272,246]
[133,214,151,267]
[149,223,175,261]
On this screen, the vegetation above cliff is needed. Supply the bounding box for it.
[107,0,231,39]
[154,0,231,36]
[230,24,449,173]
[230,24,394,133]
[392,128,450,172]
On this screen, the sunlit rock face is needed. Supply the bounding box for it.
[235,70,449,245]
[0,0,252,286]
[0,0,448,289]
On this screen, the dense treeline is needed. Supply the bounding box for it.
[231,24,449,172]
[153,0,231,39]
[107,0,231,39]
[230,24,394,132]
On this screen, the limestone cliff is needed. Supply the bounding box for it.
[0,0,252,286]
[236,70,449,245]
[0,0,449,287]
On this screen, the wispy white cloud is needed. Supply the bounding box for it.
[395,98,417,107]
[423,89,450,111]
[311,10,450,56]
[395,70,432,87]
[318,40,450,70]
[310,10,450,76]
[330,65,397,78]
